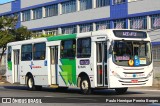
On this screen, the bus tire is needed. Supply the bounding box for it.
[27,76,36,91]
[80,77,91,94]
[115,88,128,94]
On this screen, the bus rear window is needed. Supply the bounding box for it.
[7,46,12,61]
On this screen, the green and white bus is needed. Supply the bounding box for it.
[6,29,153,94]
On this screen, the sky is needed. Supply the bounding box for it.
[0,0,14,4]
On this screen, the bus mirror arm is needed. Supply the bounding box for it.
[109,45,113,54]
[109,40,114,54]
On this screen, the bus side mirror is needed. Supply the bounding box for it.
[109,41,114,54]
[109,45,113,54]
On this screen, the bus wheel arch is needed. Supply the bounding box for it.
[25,73,42,91]
[26,72,36,90]
[25,72,33,85]
[78,72,92,94]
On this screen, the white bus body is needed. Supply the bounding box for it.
[6,29,153,94]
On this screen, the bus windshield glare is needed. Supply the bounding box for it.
[112,40,152,66]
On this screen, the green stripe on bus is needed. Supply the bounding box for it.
[47,34,77,41]
[59,59,77,86]
[8,61,12,71]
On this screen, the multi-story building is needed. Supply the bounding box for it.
[0,0,160,71]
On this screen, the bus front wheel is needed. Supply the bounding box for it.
[80,77,91,94]
[115,88,128,94]
[27,76,36,91]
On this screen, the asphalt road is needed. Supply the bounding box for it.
[0,84,160,106]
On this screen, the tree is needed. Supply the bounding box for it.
[0,16,31,64]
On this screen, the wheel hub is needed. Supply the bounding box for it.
[28,78,33,88]
[82,80,88,90]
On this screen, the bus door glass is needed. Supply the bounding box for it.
[50,46,58,84]
[96,42,108,86]
[13,49,20,83]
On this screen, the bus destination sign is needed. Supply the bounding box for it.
[113,30,147,38]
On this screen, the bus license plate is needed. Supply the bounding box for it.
[131,80,138,83]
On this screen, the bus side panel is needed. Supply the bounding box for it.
[76,41,96,88]
[6,46,14,84]
[20,60,49,86]
[58,59,77,87]
[6,61,13,83]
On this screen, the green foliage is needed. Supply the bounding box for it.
[0,16,31,63]
[32,34,54,39]
[14,26,32,41]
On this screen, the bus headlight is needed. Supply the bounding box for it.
[147,70,153,78]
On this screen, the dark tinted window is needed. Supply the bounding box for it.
[77,37,91,58]
[61,39,76,58]
[21,44,32,61]
[7,46,12,61]
[33,43,46,60]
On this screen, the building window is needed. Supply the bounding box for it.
[113,0,125,4]
[33,43,46,60]
[80,23,93,33]
[114,19,126,29]
[96,0,110,7]
[45,4,58,17]
[22,10,30,21]
[62,25,77,34]
[80,0,92,11]
[21,44,32,61]
[128,0,137,2]
[130,16,147,29]
[44,29,58,35]
[32,30,43,37]
[61,39,76,58]
[151,14,160,29]
[96,21,110,30]
[77,37,91,58]
[152,46,160,61]
[62,0,76,14]
[33,8,42,20]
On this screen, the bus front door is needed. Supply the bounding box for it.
[50,46,58,85]
[96,42,108,87]
[13,49,20,83]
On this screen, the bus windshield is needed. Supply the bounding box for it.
[112,40,152,66]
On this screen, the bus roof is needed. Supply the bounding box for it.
[7,37,47,46]
[47,29,149,41]
[7,29,149,46]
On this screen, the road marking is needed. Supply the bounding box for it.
[66,98,97,102]
[44,96,55,97]
[130,89,160,92]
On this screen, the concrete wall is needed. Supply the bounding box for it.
[21,0,55,8]
[0,3,11,14]
[148,29,160,43]
[21,6,110,29]
[128,0,160,15]
[153,64,160,88]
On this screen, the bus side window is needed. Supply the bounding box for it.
[77,37,91,58]
[33,43,46,60]
[61,39,76,58]
[7,46,12,61]
[21,44,32,61]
